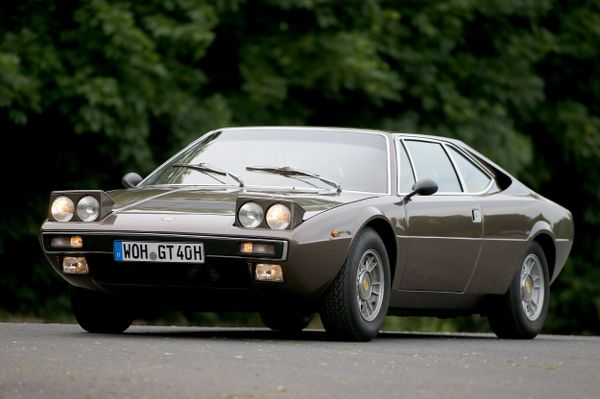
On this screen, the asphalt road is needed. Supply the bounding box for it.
[1,323,599,399]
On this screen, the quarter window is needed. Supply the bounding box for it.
[405,141,462,193]
[447,146,492,193]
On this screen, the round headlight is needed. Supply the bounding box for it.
[51,196,75,222]
[266,203,291,230]
[238,202,264,228]
[76,196,100,222]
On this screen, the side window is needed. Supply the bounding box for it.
[398,141,415,193]
[447,146,492,193]
[405,141,462,193]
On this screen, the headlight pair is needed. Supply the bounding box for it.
[238,202,292,230]
[51,195,100,222]
[48,191,114,223]
[236,198,304,230]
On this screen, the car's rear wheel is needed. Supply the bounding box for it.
[259,308,313,332]
[487,242,550,339]
[70,286,134,334]
[320,228,391,341]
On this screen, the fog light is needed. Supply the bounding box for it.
[240,242,275,256]
[62,257,89,274]
[51,236,83,249]
[255,264,283,282]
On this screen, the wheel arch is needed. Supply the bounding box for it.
[528,220,557,282]
[532,233,556,283]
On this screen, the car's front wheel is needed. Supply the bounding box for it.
[320,228,391,341]
[70,286,134,334]
[487,241,550,339]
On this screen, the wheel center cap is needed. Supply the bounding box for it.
[522,276,533,300]
[359,273,372,300]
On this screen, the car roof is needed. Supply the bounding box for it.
[217,126,466,146]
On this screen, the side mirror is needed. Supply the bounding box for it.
[403,179,438,202]
[122,172,143,188]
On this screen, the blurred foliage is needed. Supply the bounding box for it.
[0,0,598,334]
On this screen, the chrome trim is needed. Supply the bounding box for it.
[442,143,467,192]
[446,142,496,178]
[383,134,392,195]
[41,231,289,261]
[44,250,113,255]
[204,253,287,261]
[402,138,419,183]
[393,288,468,294]
[395,139,418,195]
[397,235,528,242]
[471,209,482,223]
[139,130,223,187]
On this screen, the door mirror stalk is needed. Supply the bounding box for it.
[402,179,438,203]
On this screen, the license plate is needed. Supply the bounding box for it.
[113,241,205,263]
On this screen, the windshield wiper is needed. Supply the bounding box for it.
[172,163,244,187]
[246,166,341,193]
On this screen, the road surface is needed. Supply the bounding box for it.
[1,323,599,399]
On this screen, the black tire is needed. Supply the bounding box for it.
[488,242,550,339]
[320,228,391,341]
[259,308,313,332]
[70,286,134,334]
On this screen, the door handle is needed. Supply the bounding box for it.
[472,209,482,223]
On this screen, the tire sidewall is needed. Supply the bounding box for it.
[260,308,313,332]
[343,229,391,339]
[70,286,133,333]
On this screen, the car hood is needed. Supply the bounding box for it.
[108,186,380,220]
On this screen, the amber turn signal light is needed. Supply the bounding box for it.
[239,242,275,256]
[51,236,83,249]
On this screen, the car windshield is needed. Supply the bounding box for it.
[143,128,389,193]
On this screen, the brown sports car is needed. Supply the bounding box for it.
[40,127,573,341]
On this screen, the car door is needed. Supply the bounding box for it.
[396,139,486,292]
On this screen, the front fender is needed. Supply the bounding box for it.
[282,203,390,300]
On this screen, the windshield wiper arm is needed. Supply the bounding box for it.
[172,163,244,187]
[246,166,341,193]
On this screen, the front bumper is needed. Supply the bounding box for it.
[40,230,295,310]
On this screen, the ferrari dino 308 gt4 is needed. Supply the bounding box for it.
[40,127,573,341]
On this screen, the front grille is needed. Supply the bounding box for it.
[87,254,252,288]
